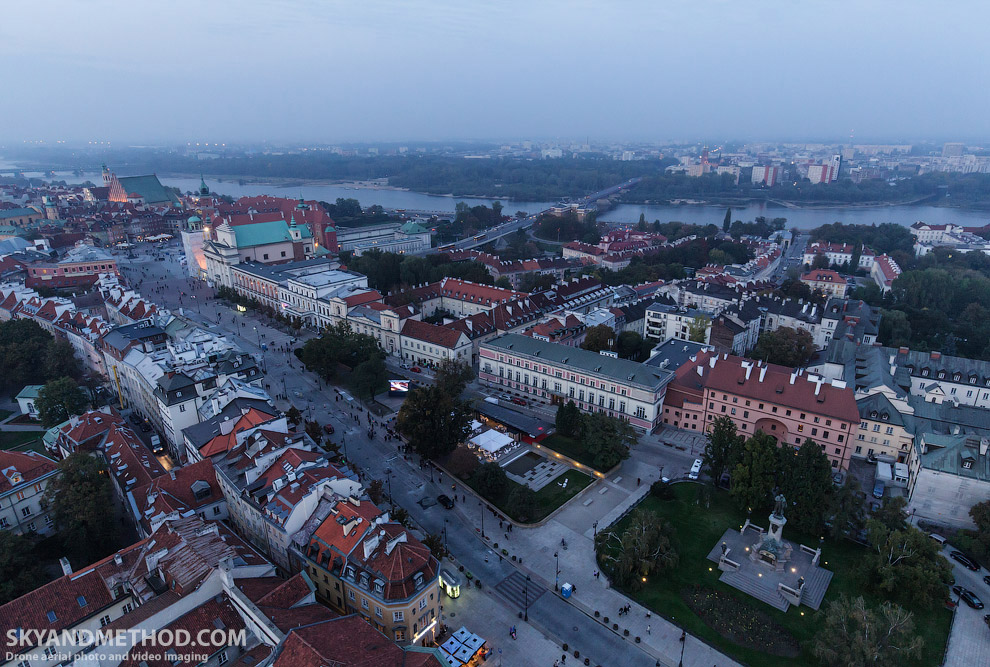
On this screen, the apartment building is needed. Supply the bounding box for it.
[800,269,848,298]
[479,333,674,432]
[0,450,59,536]
[295,495,441,646]
[644,298,713,344]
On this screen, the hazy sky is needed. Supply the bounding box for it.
[3,0,988,144]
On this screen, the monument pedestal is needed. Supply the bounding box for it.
[768,513,786,543]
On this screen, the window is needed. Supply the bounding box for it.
[393,610,404,622]
[280,251,286,257]
[419,597,428,610]
[348,590,356,601]
[44,647,58,659]
[100,614,111,626]
[21,506,31,517]
[218,650,229,665]
[395,630,406,641]
[0,517,9,528]
[785,409,792,416]
[46,610,57,623]
[362,598,369,610]
[885,427,894,435]
[873,424,881,432]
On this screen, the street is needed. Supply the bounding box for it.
[118,241,735,666]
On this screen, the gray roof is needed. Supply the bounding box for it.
[856,392,907,427]
[918,433,990,482]
[473,402,552,438]
[482,333,673,390]
[645,339,714,372]
[101,322,166,353]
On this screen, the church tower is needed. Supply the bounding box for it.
[102,164,112,187]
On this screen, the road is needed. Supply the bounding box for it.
[119,240,733,666]
[942,545,990,667]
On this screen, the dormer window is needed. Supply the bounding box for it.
[937,371,945,379]
[921,369,930,377]
[963,459,974,470]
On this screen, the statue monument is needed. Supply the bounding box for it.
[750,491,791,569]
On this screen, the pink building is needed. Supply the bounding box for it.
[663,350,859,470]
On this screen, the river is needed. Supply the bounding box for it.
[4,162,989,230]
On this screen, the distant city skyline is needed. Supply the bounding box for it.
[3,1,990,143]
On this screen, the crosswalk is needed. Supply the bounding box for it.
[495,571,547,612]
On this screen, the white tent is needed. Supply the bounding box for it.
[469,429,514,453]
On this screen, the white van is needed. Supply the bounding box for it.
[928,533,948,546]
[689,458,703,480]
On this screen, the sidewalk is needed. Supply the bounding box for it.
[450,476,739,667]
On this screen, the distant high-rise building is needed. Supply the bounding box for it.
[942,142,965,157]
[751,165,780,187]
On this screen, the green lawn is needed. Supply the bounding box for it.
[601,484,951,667]
[541,433,602,471]
[465,467,592,524]
[533,469,593,518]
[0,431,43,451]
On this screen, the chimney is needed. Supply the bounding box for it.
[789,371,797,385]
[59,557,73,576]
[114,553,123,566]
[744,363,753,380]
[930,351,941,361]
[759,366,767,382]
[169,469,176,481]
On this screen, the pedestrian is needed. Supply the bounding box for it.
[647,625,651,635]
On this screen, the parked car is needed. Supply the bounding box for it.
[511,397,527,406]
[437,494,454,509]
[323,423,335,435]
[983,575,990,587]
[410,366,422,373]
[951,551,981,571]
[952,585,985,609]
[689,458,702,480]
[872,479,885,499]
[418,497,437,509]
[140,422,152,433]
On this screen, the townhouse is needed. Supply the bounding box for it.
[644,297,713,344]
[802,241,876,270]
[800,269,848,298]
[294,495,441,646]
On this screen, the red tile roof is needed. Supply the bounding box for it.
[0,450,58,495]
[198,408,277,458]
[272,616,442,667]
[801,269,847,285]
[401,318,466,349]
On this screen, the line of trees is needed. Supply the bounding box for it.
[341,250,496,296]
[554,401,636,471]
[396,360,474,460]
[0,319,81,394]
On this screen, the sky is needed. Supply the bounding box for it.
[2,0,988,144]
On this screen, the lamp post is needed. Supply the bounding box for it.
[480,501,485,539]
[524,575,530,621]
[592,521,598,538]
[253,326,262,349]
[554,551,559,591]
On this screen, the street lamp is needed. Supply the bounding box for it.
[480,501,485,539]
[592,521,598,538]
[679,630,686,667]
[554,551,559,591]
[253,326,262,349]
[523,575,531,621]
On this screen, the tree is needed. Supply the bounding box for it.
[473,462,509,499]
[702,416,743,484]
[879,309,912,347]
[0,531,48,605]
[367,479,385,505]
[0,319,79,393]
[44,454,118,566]
[443,445,480,479]
[850,242,863,273]
[396,385,472,460]
[871,495,908,533]
[506,485,538,522]
[351,357,386,400]
[813,595,923,667]
[286,406,302,426]
[581,324,615,353]
[434,359,474,396]
[723,208,732,233]
[687,314,711,343]
[615,330,649,361]
[580,412,636,470]
[753,327,816,367]
[494,276,512,289]
[730,432,779,512]
[812,253,831,270]
[781,439,834,535]
[36,377,88,427]
[304,420,323,445]
[861,520,952,609]
[825,478,866,540]
[596,510,678,590]
[43,340,80,382]
[392,508,410,527]
[554,400,581,438]
[422,532,446,559]
[960,500,990,564]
